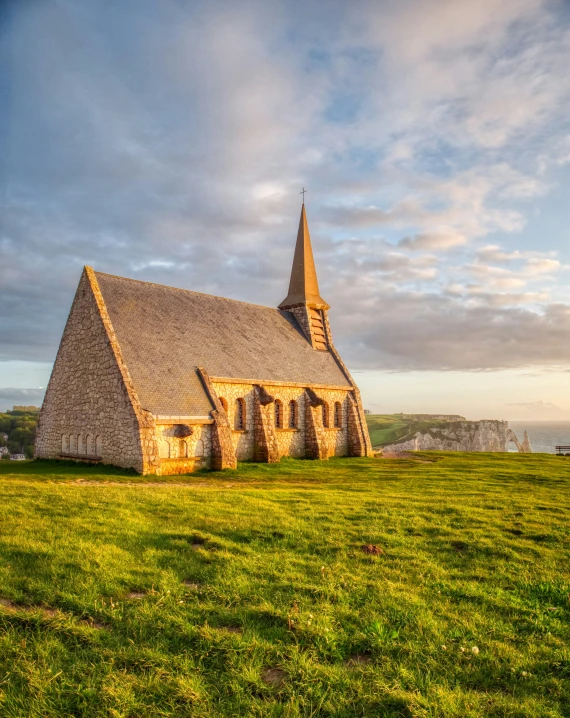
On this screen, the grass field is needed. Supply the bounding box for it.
[0,454,569,717]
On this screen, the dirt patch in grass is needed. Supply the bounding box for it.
[345,654,373,667]
[182,580,201,590]
[451,540,470,553]
[219,626,243,635]
[0,601,61,618]
[80,619,106,629]
[361,544,383,555]
[261,668,286,687]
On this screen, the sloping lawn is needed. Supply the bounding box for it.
[0,453,569,717]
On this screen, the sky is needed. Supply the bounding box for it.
[2,0,570,420]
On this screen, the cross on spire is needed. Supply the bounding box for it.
[300,187,307,203]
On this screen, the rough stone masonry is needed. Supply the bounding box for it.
[35,204,373,474]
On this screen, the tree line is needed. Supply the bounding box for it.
[0,408,39,459]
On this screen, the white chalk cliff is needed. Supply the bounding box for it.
[381,420,531,454]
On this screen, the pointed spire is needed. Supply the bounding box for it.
[279,204,330,310]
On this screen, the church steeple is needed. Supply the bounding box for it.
[279,203,330,351]
[279,203,330,311]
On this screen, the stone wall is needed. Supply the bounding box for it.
[212,380,350,461]
[35,268,149,472]
[153,422,213,475]
[322,312,373,457]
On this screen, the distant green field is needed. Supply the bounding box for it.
[1,455,569,717]
[365,414,411,447]
[365,414,478,449]
[365,414,462,448]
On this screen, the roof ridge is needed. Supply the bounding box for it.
[92,269,286,313]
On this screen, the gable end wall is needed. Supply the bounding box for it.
[35,269,147,471]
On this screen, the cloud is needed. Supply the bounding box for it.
[0,388,45,412]
[331,291,570,372]
[507,400,561,410]
[477,245,557,264]
[445,285,550,306]
[506,400,564,417]
[399,230,467,251]
[523,258,562,276]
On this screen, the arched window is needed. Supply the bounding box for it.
[178,439,187,458]
[235,398,246,430]
[322,403,330,428]
[195,439,204,457]
[159,439,170,458]
[334,401,342,428]
[78,435,85,455]
[69,434,77,454]
[95,436,103,457]
[274,399,283,428]
[61,435,69,453]
[289,400,297,428]
[219,397,228,413]
[86,434,94,455]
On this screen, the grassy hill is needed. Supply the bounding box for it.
[365,413,468,448]
[1,454,569,717]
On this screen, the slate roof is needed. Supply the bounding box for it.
[95,272,351,417]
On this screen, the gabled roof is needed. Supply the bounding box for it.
[94,271,350,417]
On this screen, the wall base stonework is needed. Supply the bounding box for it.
[155,457,210,475]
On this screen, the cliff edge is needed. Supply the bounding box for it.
[366,415,531,453]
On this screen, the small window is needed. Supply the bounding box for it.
[289,400,297,428]
[69,434,77,454]
[322,403,330,428]
[95,435,103,457]
[219,397,228,413]
[334,401,342,428]
[159,439,170,458]
[179,439,187,458]
[86,434,94,455]
[78,435,85,455]
[61,434,69,453]
[235,398,246,430]
[275,399,283,428]
[195,439,204,457]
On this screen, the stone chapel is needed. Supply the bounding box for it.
[35,205,373,474]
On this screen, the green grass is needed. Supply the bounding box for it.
[0,454,569,717]
[365,414,479,448]
[365,414,411,446]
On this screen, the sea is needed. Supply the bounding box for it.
[508,421,570,454]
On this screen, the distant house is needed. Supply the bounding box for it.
[10,454,26,461]
[0,447,9,456]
